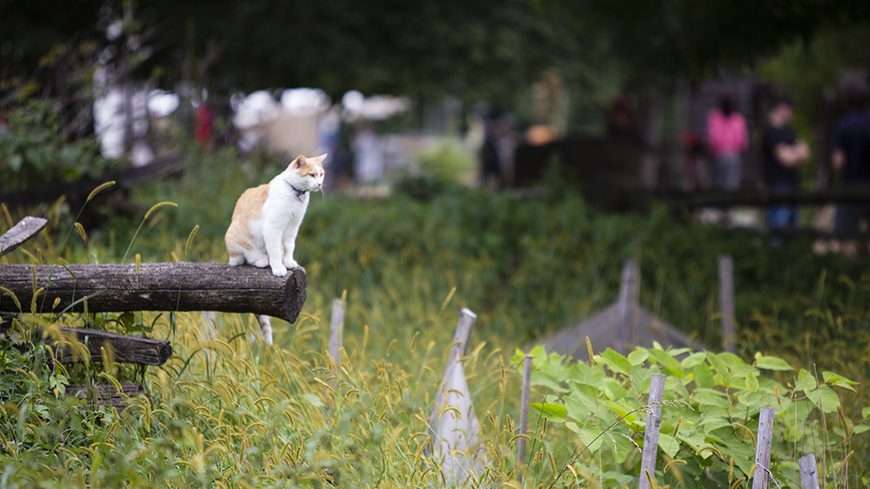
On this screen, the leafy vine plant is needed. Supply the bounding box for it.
[513,344,869,488]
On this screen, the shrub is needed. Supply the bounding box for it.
[0,100,116,190]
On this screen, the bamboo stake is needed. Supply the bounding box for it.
[517,354,533,478]
[638,373,665,489]
[799,453,820,489]
[718,255,737,353]
[752,408,775,489]
[328,298,345,369]
[616,258,639,353]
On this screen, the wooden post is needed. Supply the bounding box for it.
[752,408,775,489]
[0,216,47,256]
[328,298,345,369]
[0,263,307,323]
[517,354,533,476]
[718,255,737,353]
[616,258,639,353]
[638,373,665,489]
[798,453,820,489]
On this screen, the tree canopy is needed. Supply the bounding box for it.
[2,0,869,99]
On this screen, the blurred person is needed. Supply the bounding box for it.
[195,102,215,151]
[831,86,870,240]
[706,95,748,191]
[761,95,810,231]
[682,131,708,191]
[479,106,511,188]
[352,122,384,183]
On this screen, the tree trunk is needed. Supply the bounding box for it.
[0,263,307,322]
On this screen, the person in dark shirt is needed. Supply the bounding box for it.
[761,96,810,230]
[831,86,870,238]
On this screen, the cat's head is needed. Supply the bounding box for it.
[284,154,326,192]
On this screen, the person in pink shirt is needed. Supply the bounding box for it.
[706,95,749,190]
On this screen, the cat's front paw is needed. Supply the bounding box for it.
[283,257,299,269]
[270,263,288,277]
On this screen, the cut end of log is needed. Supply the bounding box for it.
[283,267,307,323]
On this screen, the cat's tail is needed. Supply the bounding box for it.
[256,315,273,345]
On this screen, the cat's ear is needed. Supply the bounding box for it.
[310,154,328,165]
[289,155,306,169]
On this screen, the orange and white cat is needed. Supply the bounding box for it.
[225,154,326,343]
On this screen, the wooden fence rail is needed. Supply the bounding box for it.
[0,263,307,323]
[49,326,172,365]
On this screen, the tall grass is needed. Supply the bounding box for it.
[1,148,868,486]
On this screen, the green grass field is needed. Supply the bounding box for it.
[1,148,868,487]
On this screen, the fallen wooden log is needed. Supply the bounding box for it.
[49,327,172,365]
[67,382,145,410]
[0,263,307,323]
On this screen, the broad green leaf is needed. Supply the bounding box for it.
[795,369,817,392]
[647,349,685,378]
[627,348,648,366]
[863,407,870,420]
[565,386,601,418]
[510,348,526,365]
[603,400,642,429]
[822,371,857,392]
[601,432,635,464]
[693,388,730,408]
[705,352,732,385]
[718,352,752,376]
[565,421,604,452]
[805,386,840,413]
[657,433,680,458]
[678,432,715,459]
[531,402,568,420]
[600,378,629,400]
[736,390,773,409]
[754,353,794,371]
[568,363,605,388]
[692,365,714,389]
[699,416,732,432]
[602,472,634,486]
[531,372,569,393]
[599,348,632,376]
[681,352,707,369]
[745,370,759,392]
[853,424,870,435]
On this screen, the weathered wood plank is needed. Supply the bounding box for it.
[638,373,665,489]
[752,408,775,489]
[0,216,48,256]
[0,263,307,322]
[67,382,145,409]
[49,327,172,365]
